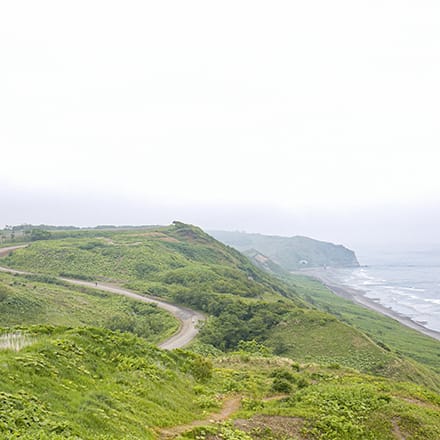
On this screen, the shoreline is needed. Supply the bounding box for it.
[296,268,440,342]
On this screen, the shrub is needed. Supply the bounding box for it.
[270,368,295,382]
[0,284,11,302]
[271,378,292,393]
[191,357,213,381]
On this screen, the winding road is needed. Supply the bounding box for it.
[0,245,204,350]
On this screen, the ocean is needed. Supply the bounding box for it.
[328,248,440,333]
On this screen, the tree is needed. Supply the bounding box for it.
[30,229,52,241]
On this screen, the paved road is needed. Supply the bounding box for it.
[0,245,204,350]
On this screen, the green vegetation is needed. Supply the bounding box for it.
[0,326,226,439]
[0,330,438,440]
[178,355,440,440]
[2,223,439,386]
[0,272,177,344]
[2,224,290,303]
[1,222,440,438]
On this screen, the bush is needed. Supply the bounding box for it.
[237,340,271,356]
[270,368,295,382]
[30,229,52,241]
[271,378,292,393]
[0,284,11,302]
[191,357,213,381]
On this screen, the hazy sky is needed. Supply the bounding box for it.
[1,1,439,250]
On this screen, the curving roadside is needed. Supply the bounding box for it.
[0,245,204,350]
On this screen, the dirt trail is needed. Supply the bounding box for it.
[158,396,242,439]
[0,245,204,350]
[392,418,407,440]
[158,394,289,439]
[0,245,28,258]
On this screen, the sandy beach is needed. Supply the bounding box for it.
[297,268,440,342]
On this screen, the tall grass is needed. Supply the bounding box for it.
[0,331,34,351]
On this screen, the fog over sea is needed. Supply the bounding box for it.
[329,247,440,333]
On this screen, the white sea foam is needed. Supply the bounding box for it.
[330,255,440,333]
[401,287,425,292]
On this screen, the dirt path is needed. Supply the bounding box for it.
[62,278,204,350]
[0,245,204,350]
[158,396,242,439]
[392,418,407,440]
[158,394,289,439]
[0,244,28,258]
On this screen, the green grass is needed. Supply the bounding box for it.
[179,355,440,440]
[0,272,178,344]
[263,308,440,392]
[2,224,294,303]
[0,326,227,439]
[1,329,439,440]
[0,326,440,440]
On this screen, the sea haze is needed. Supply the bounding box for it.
[329,248,440,333]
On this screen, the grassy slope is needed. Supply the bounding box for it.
[1,327,439,440]
[2,224,440,388]
[0,326,222,439]
[0,272,177,344]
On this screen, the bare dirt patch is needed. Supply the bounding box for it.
[127,232,180,242]
[396,396,439,411]
[234,415,307,439]
[392,418,407,440]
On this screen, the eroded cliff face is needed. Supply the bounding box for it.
[211,230,360,270]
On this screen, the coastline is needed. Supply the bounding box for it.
[297,268,440,342]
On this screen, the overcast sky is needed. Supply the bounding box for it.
[1,1,439,251]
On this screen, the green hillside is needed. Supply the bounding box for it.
[210,230,360,270]
[2,223,293,303]
[2,223,439,386]
[1,222,440,439]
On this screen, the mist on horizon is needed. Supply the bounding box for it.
[1,1,439,258]
[1,187,439,257]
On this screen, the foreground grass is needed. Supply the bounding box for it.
[0,326,221,439]
[1,329,439,440]
[179,355,440,440]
